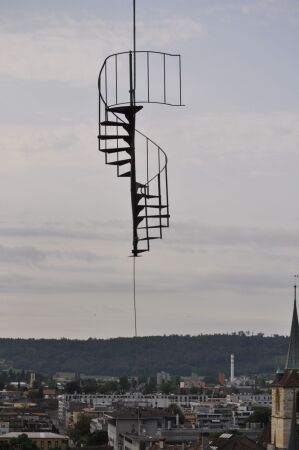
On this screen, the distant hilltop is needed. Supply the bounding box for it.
[0,334,289,376]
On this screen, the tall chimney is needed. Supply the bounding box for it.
[230,354,235,384]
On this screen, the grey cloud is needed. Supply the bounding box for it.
[182,271,287,293]
[0,220,127,241]
[0,270,181,295]
[0,245,46,264]
[169,222,299,249]
[0,244,105,265]
[0,274,130,295]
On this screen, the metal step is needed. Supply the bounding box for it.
[137,214,170,219]
[136,193,159,202]
[99,135,128,140]
[136,214,169,226]
[119,171,131,177]
[136,181,146,189]
[107,105,143,115]
[100,121,129,131]
[138,225,168,229]
[138,237,160,241]
[144,194,159,199]
[107,159,131,166]
[100,147,131,154]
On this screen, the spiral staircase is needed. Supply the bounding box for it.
[98,51,182,256]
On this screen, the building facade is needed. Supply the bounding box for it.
[0,432,69,450]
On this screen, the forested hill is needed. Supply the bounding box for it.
[0,334,289,376]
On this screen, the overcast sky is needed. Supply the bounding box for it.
[1,0,299,338]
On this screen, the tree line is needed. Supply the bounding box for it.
[0,333,289,376]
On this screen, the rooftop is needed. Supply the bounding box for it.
[106,408,175,420]
[0,432,69,440]
[272,369,299,388]
[207,434,263,450]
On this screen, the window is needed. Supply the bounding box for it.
[296,391,299,413]
[275,389,280,414]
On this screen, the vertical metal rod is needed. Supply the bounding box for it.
[129,52,138,256]
[105,64,108,107]
[133,0,136,95]
[146,138,149,185]
[158,148,161,177]
[144,187,149,251]
[99,78,101,153]
[147,51,150,102]
[145,139,150,250]
[165,165,170,227]
[116,117,119,176]
[104,68,108,159]
[132,0,138,334]
[158,175,162,238]
[179,55,182,106]
[158,149,162,238]
[115,54,118,105]
[163,53,166,104]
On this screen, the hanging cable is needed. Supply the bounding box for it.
[133,256,137,337]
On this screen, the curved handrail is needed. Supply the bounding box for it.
[98,50,182,90]
[98,50,175,186]
[98,50,183,108]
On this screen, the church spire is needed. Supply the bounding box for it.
[285,279,299,369]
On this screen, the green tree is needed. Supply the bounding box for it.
[97,380,119,394]
[86,431,108,446]
[82,378,97,394]
[142,379,157,394]
[190,386,202,394]
[65,381,81,394]
[70,415,91,446]
[248,406,271,425]
[119,376,130,392]
[28,388,43,400]
[160,382,177,394]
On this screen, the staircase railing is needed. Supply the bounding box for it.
[98,50,182,255]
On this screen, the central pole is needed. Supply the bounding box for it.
[131,1,138,340]
[129,52,138,258]
[133,0,136,93]
[130,0,138,257]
